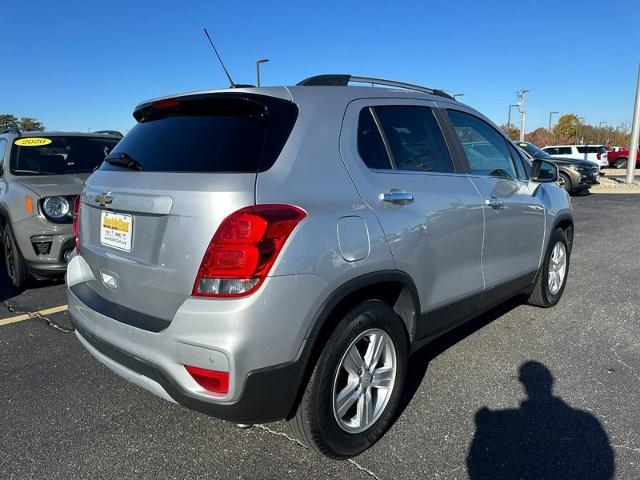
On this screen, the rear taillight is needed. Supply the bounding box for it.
[73,196,81,253]
[597,153,601,160]
[185,365,229,394]
[193,204,306,297]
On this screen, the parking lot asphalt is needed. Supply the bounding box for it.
[1,193,639,479]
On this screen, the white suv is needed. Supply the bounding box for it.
[542,145,608,169]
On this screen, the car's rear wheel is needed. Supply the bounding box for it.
[614,158,628,169]
[3,224,30,289]
[527,228,570,307]
[557,173,572,193]
[288,300,408,458]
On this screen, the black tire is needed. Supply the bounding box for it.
[614,158,628,169]
[527,228,570,308]
[3,224,30,289]
[558,173,572,193]
[288,300,408,458]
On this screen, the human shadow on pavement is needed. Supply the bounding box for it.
[466,361,614,480]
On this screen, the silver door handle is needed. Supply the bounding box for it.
[380,191,414,203]
[484,197,505,209]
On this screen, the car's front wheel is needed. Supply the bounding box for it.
[3,224,31,289]
[557,173,572,193]
[288,300,408,458]
[527,228,570,307]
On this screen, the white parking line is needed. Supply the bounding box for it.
[0,305,68,327]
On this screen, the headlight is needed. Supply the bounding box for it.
[42,196,70,219]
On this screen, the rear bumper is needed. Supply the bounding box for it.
[72,318,306,423]
[66,254,327,423]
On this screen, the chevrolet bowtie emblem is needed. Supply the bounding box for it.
[95,193,113,207]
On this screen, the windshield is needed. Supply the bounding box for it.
[517,142,550,158]
[11,136,119,175]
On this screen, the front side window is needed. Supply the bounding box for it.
[10,136,119,175]
[558,147,572,155]
[446,110,517,179]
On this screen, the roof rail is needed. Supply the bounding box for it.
[93,130,123,137]
[1,128,20,135]
[296,74,455,100]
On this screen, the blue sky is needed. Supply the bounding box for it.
[1,0,638,134]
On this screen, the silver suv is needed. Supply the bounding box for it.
[67,75,573,458]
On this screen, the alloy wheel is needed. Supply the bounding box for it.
[332,328,397,434]
[548,241,567,295]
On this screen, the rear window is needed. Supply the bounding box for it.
[577,146,600,154]
[102,95,298,173]
[10,136,119,175]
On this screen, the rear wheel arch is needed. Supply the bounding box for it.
[287,271,419,418]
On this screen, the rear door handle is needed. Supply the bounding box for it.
[380,191,414,204]
[484,197,505,209]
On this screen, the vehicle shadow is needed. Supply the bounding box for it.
[466,361,614,479]
[395,296,523,419]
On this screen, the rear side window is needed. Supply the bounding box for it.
[102,95,298,173]
[0,139,7,167]
[358,106,453,173]
[358,109,392,169]
[447,110,518,179]
[577,146,602,154]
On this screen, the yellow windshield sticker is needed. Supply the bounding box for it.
[15,137,52,147]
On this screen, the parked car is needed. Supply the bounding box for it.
[0,129,121,288]
[607,148,640,169]
[516,141,599,194]
[67,74,574,458]
[542,144,609,169]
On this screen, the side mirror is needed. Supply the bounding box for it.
[531,159,558,183]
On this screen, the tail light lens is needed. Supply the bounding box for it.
[73,196,81,253]
[185,365,229,394]
[597,153,601,160]
[193,204,306,297]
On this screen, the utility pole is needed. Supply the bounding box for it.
[255,58,269,87]
[517,89,529,141]
[508,104,519,139]
[626,64,640,184]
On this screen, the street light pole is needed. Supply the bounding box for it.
[548,111,559,144]
[508,104,519,139]
[548,111,559,134]
[598,121,607,145]
[625,64,640,184]
[255,58,269,87]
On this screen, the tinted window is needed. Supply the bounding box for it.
[102,96,298,173]
[357,108,391,169]
[558,147,572,155]
[447,110,517,178]
[507,143,527,179]
[10,136,119,175]
[0,139,6,166]
[577,146,602,154]
[374,106,453,173]
[518,142,550,158]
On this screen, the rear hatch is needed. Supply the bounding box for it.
[76,92,298,329]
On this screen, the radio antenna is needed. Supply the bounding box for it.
[203,28,235,88]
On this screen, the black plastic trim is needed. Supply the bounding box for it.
[70,283,171,333]
[72,318,304,424]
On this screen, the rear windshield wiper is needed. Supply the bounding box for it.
[105,152,143,171]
